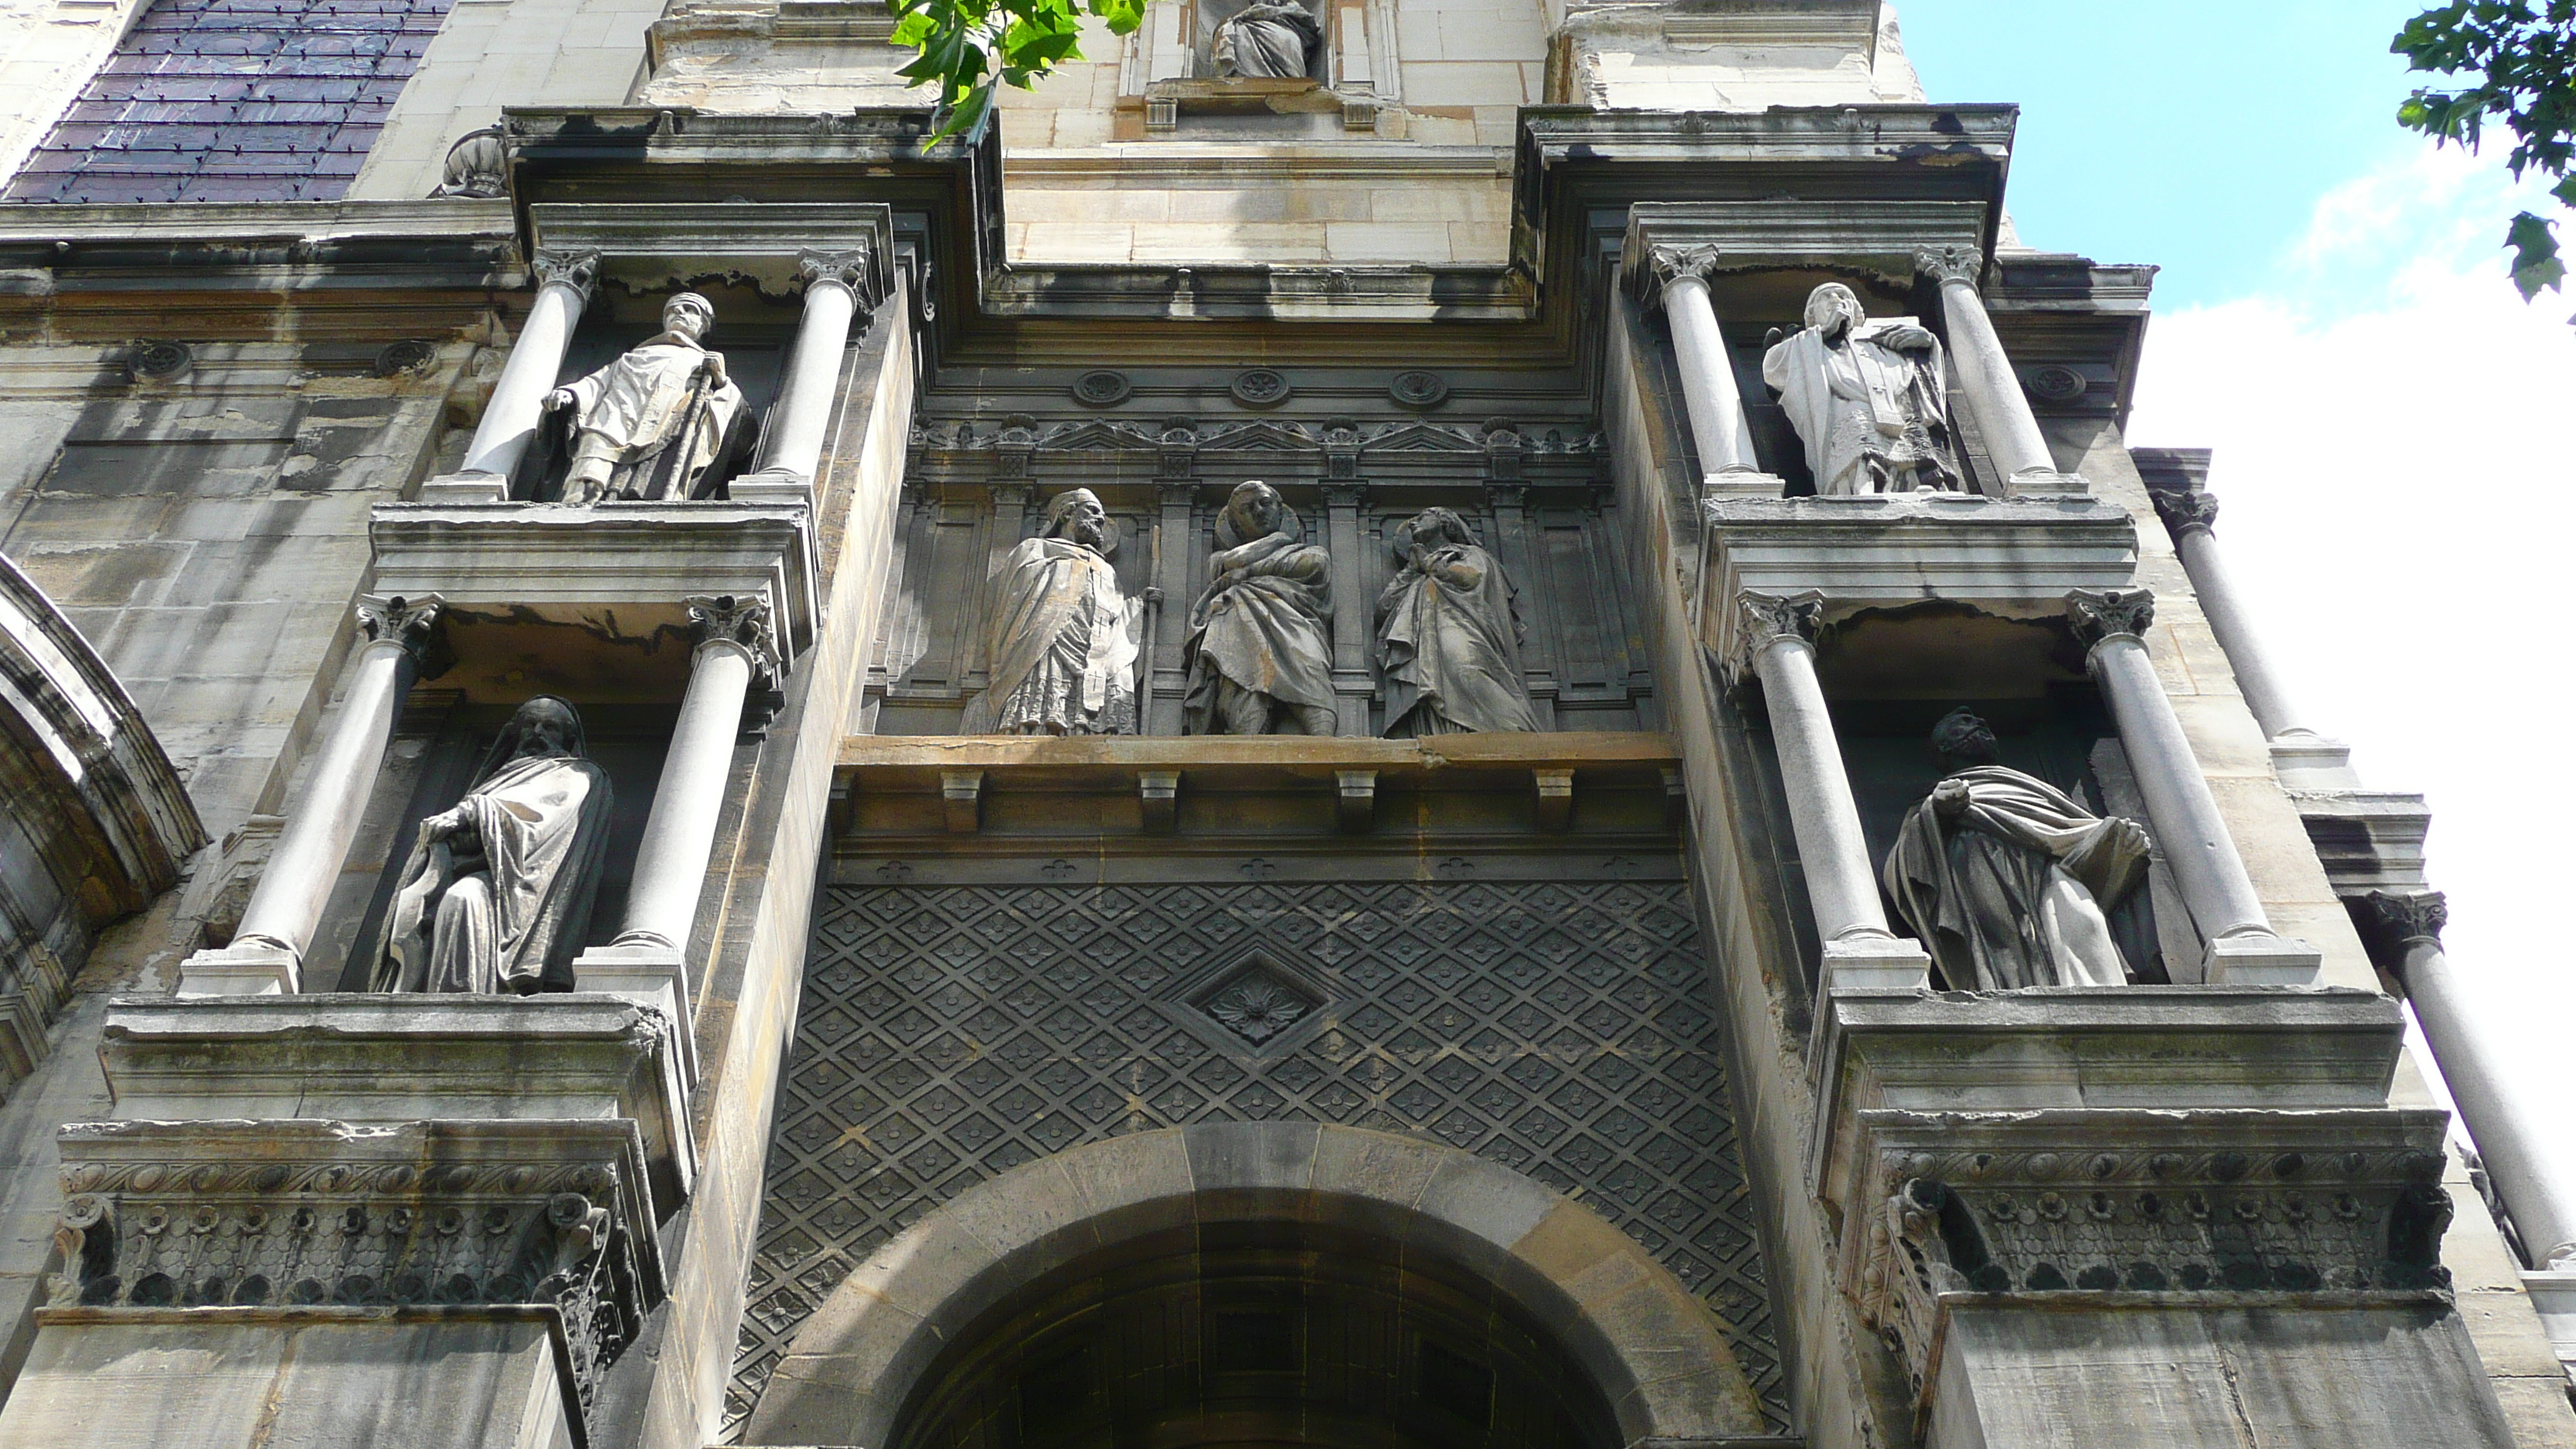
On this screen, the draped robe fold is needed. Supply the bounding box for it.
[372,753,614,994]
[551,331,746,502]
[1181,534,1334,733]
[1213,2,1320,77]
[1761,319,1960,495]
[1375,542,1537,736]
[1882,765,2150,991]
[964,536,1141,735]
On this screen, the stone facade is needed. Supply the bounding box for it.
[0,2,2567,1448]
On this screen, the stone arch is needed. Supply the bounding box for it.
[745,1121,1769,1447]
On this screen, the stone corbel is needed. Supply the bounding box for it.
[1335,770,1377,834]
[1139,769,1180,834]
[941,771,985,834]
[1533,768,1575,832]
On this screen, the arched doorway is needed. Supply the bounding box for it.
[745,1123,1768,1449]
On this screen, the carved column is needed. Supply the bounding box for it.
[1645,245,1776,492]
[2068,587,2320,983]
[449,248,598,497]
[1917,245,2068,494]
[1150,462,1196,736]
[2367,891,2576,1268]
[1322,470,1371,737]
[738,246,875,508]
[1738,590,1930,988]
[179,594,444,995]
[1484,480,1557,730]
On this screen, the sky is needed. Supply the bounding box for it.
[1896,2,2576,1159]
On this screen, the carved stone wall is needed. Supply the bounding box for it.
[734,868,1784,1433]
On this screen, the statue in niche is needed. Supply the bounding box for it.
[371,697,615,995]
[1211,0,1321,77]
[1374,507,1538,736]
[1181,480,1335,736]
[963,488,1142,736]
[538,292,749,503]
[1880,709,2151,990]
[1762,282,1964,495]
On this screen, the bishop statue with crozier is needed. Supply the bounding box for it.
[965,487,1142,735]
[1181,480,1336,736]
[371,696,615,995]
[540,291,748,503]
[1763,281,1963,495]
[1881,708,2151,990]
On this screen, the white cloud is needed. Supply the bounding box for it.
[2127,144,2576,1131]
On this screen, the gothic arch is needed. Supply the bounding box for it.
[745,1121,1769,1447]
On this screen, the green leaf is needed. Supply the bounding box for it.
[2507,211,2566,299]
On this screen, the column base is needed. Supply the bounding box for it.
[1823,933,1934,992]
[2002,465,2087,496]
[415,471,512,505]
[570,942,697,1087]
[1701,469,1785,500]
[2520,1268,2576,1391]
[174,942,299,996]
[2269,730,2362,789]
[728,468,814,509]
[2202,930,2324,986]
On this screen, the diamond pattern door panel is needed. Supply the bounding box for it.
[730,874,1785,1434]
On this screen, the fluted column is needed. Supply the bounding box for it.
[1917,245,2070,494]
[1646,245,1777,493]
[2067,587,2320,983]
[179,594,444,995]
[1738,590,1930,988]
[2368,891,2576,1268]
[737,246,875,508]
[456,248,598,489]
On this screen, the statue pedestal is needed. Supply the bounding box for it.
[2202,930,2326,986]
[1820,933,1931,992]
[415,471,512,505]
[728,466,812,510]
[572,944,698,1088]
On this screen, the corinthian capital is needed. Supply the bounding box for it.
[798,243,875,298]
[2365,889,2448,946]
[2066,587,2155,649]
[1914,245,1983,289]
[530,248,600,299]
[2149,487,2220,539]
[355,592,446,668]
[1738,589,1827,655]
[1647,243,1721,293]
[687,593,780,685]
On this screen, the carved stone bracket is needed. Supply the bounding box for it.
[1913,244,1984,289]
[2066,587,2156,649]
[529,248,601,300]
[354,592,450,677]
[685,593,781,689]
[2150,487,2221,540]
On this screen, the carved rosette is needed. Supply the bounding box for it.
[2065,587,2156,649]
[355,592,447,674]
[1737,588,1827,659]
[686,593,781,688]
[1854,1129,2455,1400]
[2150,487,2221,540]
[2365,889,2448,947]
[1914,244,1984,289]
[530,247,601,300]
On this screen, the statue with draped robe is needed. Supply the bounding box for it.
[1211,0,1321,77]
[371,697,614,995]
[964,488,1142,735]
[1881,709,2151,990]
[539,292,748,504]
[1762,282,1964,495]
[1181,480,1335,736]
[1374,507,1538,736]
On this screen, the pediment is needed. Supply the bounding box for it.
[1196,420,1321,452]
[1360,423,1483,453]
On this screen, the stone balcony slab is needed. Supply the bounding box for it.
[97,995,694,1214]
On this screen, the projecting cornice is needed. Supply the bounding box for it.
[1622,198,1989,300]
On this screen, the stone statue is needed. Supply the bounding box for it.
[540,292,748,504]
[1880,709,2150,990]
[963,488,1142,736]
[1374,507,1538,737]
[371,697,614,995]
[1762,282,1964,495]
[1212,0,1321,77]
[1181,480,1335,736]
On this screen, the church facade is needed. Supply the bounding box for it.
[0,1,2568,1446]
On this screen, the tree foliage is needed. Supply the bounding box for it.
[890,0,1144,140]
[2394,2,2576,313]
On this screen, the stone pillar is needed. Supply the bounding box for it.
[1646,245,1778,495]
[1738,591,1930,988]
[574,596,776,1079]
[1917,245,2071,494]
[2367,890,2576,1268]
[2150,482,2359,787]
[177,594,444,995]
[1322,477,1371,736]
[437,248,598,502]
[735,246,873,508]
[1149,474,1195,736]
[2067,587,2320,983]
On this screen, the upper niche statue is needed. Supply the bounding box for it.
[1374,507,1538,737]
[1762,282,1964,495]
[539,292,749,503]
[1181,480,1336,736]
[1880,709,2151,991]
[1211,0,1321,77]
[963,488,1142,736]
[371,697,614,995]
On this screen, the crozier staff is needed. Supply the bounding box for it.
[540,291,748,503]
